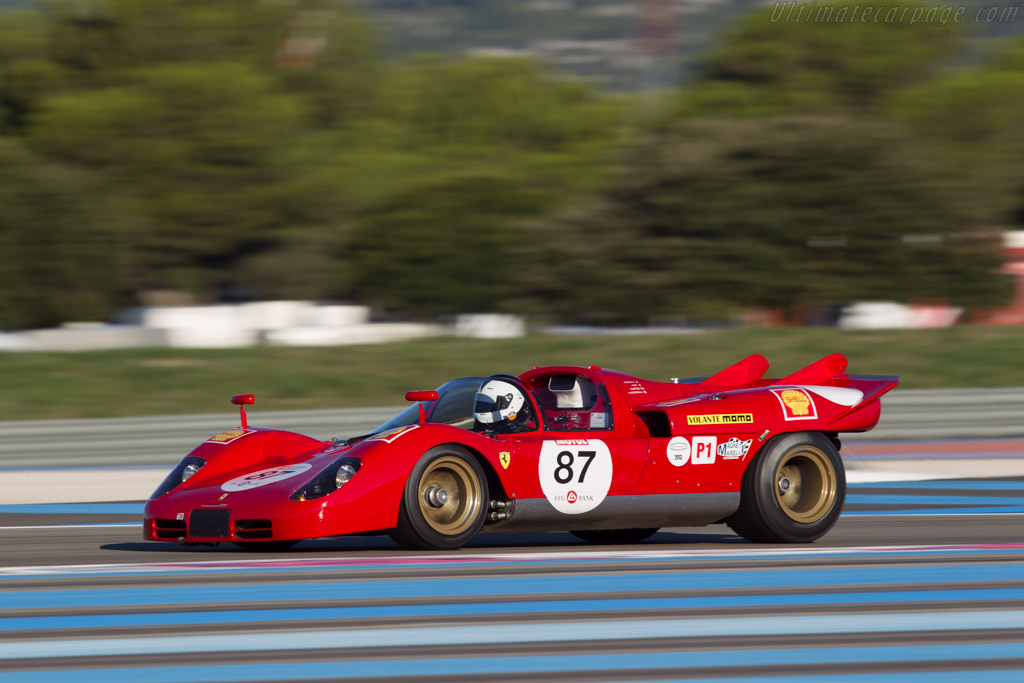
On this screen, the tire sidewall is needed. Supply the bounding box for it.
[749,431,845,542]
[398,445,488,550]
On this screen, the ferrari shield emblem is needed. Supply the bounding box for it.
[499,451,511,469]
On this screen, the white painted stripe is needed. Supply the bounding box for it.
[1,610,1023,660]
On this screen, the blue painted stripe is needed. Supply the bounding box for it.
[5,586,1024,633]
[0,503,143,515]
[846,494,1024,505]
[4,563,1023,611]
[1,643,1022,682]
[2,610,1024,660]
[850,480,1024,491]
[846,507,1024,516]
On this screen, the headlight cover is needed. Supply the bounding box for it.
[290,457,362,501]
[150,456,206,500]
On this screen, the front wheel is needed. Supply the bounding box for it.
[570,528,659,545]
[726,432,844,543]
[389,445,488,550]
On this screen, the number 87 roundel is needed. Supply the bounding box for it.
[538,440,613,514]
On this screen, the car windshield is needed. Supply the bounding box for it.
[368,377,484,435]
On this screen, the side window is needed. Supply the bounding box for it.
[532,374,614,432]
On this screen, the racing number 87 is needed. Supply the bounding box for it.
[554,450,595,484]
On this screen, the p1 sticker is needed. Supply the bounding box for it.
[692,436,717,465]
[772,388,818,421]
[207,428,255,444]
[666,436,690,467]
[221,463,312,492]
[539,439,612,514]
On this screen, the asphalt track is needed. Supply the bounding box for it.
[0,465,1022,683]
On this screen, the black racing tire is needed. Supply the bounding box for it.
[233,540,300,551]
[389,445,488,550]
[726,432,845,543]
[570,528,659,545]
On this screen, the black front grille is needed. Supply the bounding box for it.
[189,509,231,537]
[235,519,273,539]
[153,518,187,539]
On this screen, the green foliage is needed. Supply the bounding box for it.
[680,0,965,116]
[521,116,1010,325]
[0,138,128,329]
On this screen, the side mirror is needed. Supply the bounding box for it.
[405,390,438,424]
[230,394,255,428]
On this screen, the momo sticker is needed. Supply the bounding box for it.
[717,437,752,460]
[686,414,753,426]
[221,463,312,492]
[666,436,691,467]
[772,388,818,421]
[207,428,255,444]
[539,439,612,514]
[692,436,717,465]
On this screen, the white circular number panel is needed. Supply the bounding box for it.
[221,463,312,492]
[538,439,613,514]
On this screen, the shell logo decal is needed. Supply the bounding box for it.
[771,388,818,421]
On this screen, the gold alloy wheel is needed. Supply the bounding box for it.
[416,455,483,535]
[774,445,837,523]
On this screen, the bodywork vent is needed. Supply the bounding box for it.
[189,509,231,538]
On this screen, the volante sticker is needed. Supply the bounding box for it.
[207,428,255,444]
[772,388,818,421]
[221,463,312,492]
[686,414,754,426]
[717,437,752,460]
[539,439,612,514]
[666,436,690,467]
[692,436,717,464]
[368,425,419,443]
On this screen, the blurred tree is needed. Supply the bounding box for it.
[889,39,1024,227]
[519,116,1010,325]
[678,0,965,117]
[0,138,128,329]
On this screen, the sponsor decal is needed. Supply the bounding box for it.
[624,381,647,395]
[221,463,313,492]
[666,436,691,467]
[717,437,752,460]
[218,493,229,501]
[368,425,419,443]
[772,388,818,421]
[175,512,185,521]
[207,428,255,444]
[539,439,613,514]
[589,412,607,429]
[692,436,717,465]
[686,413,754,426]
[499,451,511,470]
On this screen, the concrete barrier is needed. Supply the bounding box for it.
[0,388,1021,469]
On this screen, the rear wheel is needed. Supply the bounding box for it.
[726,432,844,543]
[570,528,659,544]
[389,445,488,550]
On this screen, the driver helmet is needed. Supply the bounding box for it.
[474,377,526,426]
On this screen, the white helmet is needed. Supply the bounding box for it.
[474,377,526,426]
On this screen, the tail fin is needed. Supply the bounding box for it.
[774,353,848,386]
[701,354,769,388]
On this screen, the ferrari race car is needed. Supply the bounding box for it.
[144,353,898,550]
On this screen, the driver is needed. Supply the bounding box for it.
[473,375,536,433]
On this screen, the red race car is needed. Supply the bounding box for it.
[144,353,897,550]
